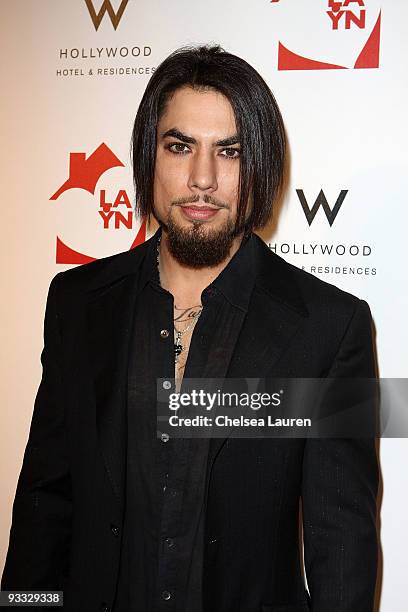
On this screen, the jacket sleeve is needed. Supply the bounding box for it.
[301,299,379,612]
[1,273,72,590]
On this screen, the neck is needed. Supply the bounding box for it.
[158,230,244,308]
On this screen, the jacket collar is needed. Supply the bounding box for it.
[85,228,308,319]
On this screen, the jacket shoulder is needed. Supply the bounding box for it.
[51,239,151,298]
[283,255,362,309]
[253,234,369,319]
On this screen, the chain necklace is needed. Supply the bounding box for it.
[156,234,203,363]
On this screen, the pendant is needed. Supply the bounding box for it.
[174,343,183,362]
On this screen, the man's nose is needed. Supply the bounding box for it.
[187,151,218,192]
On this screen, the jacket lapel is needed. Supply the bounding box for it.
[206,235,309,471]
[85,241,151,510]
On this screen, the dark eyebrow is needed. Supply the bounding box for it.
[160,128,240,147]
[215,134,240,147]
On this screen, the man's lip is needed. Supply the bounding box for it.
[179,205,222,221]
[180,204,221,210]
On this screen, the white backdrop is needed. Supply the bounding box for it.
[1,1,407,608]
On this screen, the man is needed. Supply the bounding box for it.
[2,45,378,612]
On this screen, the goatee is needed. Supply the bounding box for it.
[162,214,240,268]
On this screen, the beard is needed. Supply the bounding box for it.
[159,203,243,268]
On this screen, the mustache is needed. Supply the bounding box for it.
[171,194,229,209]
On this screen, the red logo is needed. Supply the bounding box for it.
[273,1,381,70]
[51,144,146,264]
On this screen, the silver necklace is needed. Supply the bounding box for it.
[156,235,203,363]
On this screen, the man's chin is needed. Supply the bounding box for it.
[163,215,238,268]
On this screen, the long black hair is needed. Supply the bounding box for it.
[131,44,286,233]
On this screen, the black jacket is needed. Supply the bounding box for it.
[2,232,379,612]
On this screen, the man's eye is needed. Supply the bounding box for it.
[167,143,190,154]
[221,148,240,159]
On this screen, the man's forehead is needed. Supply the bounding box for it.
[158,86,237,134]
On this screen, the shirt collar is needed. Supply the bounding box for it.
[204,231,255,312]
[137,227,162,293]
[138,226,256,312]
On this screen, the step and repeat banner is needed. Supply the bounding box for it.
[1,1,407,608]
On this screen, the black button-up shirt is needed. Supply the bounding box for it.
[113,226,256,612]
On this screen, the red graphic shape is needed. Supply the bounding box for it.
[56,237,97,264]
[278,10,381,71]
[278,42,347,70]
[56,220,148,264]
[354,11,381,68]
[130,219,147,249]
[50,143,124,200]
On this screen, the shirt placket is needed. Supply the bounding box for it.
[154,286,212,611]
[152,286,183,610]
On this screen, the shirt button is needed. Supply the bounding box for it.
[163,380,172,390]
[161,432,170,442]
[160,329,169,338]
[164,537,175,548]
[110,524,119,537]
[161,590,172,601]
